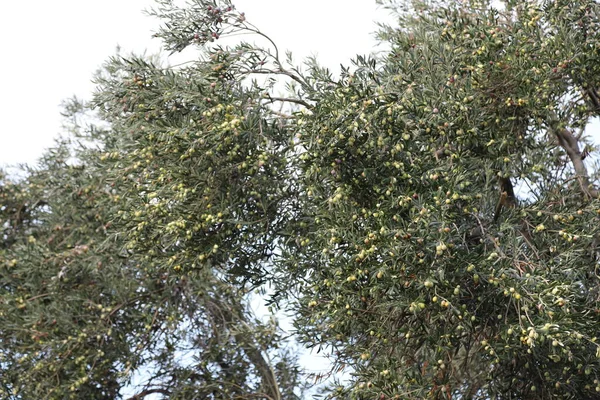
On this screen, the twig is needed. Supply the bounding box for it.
[267,109,293,119]
[245,68,313,98]
[261,95,311,109]
[26,293,52,302]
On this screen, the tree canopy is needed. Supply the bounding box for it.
[2,0,600,399]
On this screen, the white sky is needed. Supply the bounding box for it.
[0,0,390,168]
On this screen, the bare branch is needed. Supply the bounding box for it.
[261,95,311,109]
[548,116,599,199]
[127,388,171,400]
[242,22,310,86]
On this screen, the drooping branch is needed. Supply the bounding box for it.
[548,118,599,199]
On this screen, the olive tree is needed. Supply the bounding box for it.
[4,0,600,399]
[0,7,305,399]
[289,0,600,398]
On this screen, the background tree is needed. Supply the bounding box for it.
[0,35,304,400]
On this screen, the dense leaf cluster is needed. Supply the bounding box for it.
[291,0,600,397]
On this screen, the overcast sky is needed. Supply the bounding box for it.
[0,0,390,168]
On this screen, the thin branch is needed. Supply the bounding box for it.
[127,388,171,400]
[241,22,312,92]
[26,293,52,302]
[243,22,282,65]
[206,296,282,400]
[585,87,600,112]
[245,68,312,97]
[267,109,294,119]
[261,95,311,109]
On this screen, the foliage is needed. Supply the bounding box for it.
[0,120,303,399]
[290,0,600,398]
[3,0,600,399]
[0,22,304,400]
